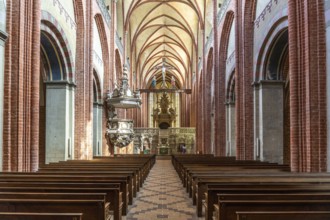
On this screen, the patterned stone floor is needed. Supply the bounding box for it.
[124,159,202,220]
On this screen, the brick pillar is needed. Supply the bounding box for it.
[190,85,195,127]
[288,0,327,172]
[234,0,254,160]
[185,91,191,127]
[181,93,186,127]
[74,0,93,160]
[200,30,206,153]
[94,15,110,156]
[204,51,213,154]
[0,2,8,172]
[74,0,86,159]
[197,72,204,153]
[215,12,234,156]
[143,93,148,127]
[3,0,40,171]
[213,0,223,156]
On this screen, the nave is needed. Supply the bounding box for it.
[125,158,200,220]
[0,154,330,219]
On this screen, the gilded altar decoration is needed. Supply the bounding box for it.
[105,65,142,154]
[152,93,176,129]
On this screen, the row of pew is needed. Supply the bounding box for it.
[0,154,156,220]
[172,154,330,220]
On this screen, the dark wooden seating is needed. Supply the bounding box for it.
[0,212,83,220]
[0,183,121,220]
[172,154,330,220]
[0,195,111,220]
[217,199,330,220]
[205,183,330,220]
[0,173,130,216]
[236,211,330,220]
[0,155,155,220]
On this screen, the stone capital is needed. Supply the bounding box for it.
[45,80,76,89]
[0,30,8,42]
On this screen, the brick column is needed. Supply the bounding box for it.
[0,3,8,171]
[288,0,327,172]
[201,30,206,153]
[3,0,40,171]
[216,11,235,157]
[204,51,213,154]
[181,93,186,127]
[74,0,93,160]
[234,0,254,160]
[213,1,223,156]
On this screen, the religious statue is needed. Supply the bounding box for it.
[152,108,160,127]
[171,76,176,89]
[169,107,176,117]
[153,108,160,117]
[152,58,174,89]
[152,93,177,128]
[151,76,157,88]
[159,93,170,113]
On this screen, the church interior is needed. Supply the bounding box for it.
[0,0,330,219]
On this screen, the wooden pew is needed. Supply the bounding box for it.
[171,155,330,219]
[0,212,83,220]
[0,174,130,216]
[53,159,152,186]
[205,183,330,220]
[0,182,122,220]
[186,167,288,196]
[216,192,330,219]
[0,199,110,220]
[236,211,330,220]
[0,193,110,220]
[35,169,137,203]
[39,158,155,200]
[194,175,330,217]
[0,155,155,220]
[38,166,141,193]
[217,199,330,220]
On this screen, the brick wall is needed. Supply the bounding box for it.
[4,0,40,171]
[203,49,213,154]
[215,8,235,157]
[288,0,327,172]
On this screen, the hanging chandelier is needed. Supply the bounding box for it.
[105,65,142,152]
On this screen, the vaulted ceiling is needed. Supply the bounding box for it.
[117,0,214,89]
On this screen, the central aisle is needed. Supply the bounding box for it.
[125,158,200,220]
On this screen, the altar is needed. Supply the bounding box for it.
[133,127,196,155]
[157,146,171,155]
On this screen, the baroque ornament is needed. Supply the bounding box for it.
[105,65,142,153]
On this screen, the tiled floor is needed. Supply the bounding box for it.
[124,159,202,220]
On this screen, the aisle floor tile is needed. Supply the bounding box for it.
[124,159,203,220]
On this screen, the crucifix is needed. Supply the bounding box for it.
[153,57,174,88]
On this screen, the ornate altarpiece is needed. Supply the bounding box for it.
[152,93,176,129]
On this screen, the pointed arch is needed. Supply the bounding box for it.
[214,10,235,156]
[41,11,75,81]
[94,13,110,94]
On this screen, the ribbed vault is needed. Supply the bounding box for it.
[121,0,208,89]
